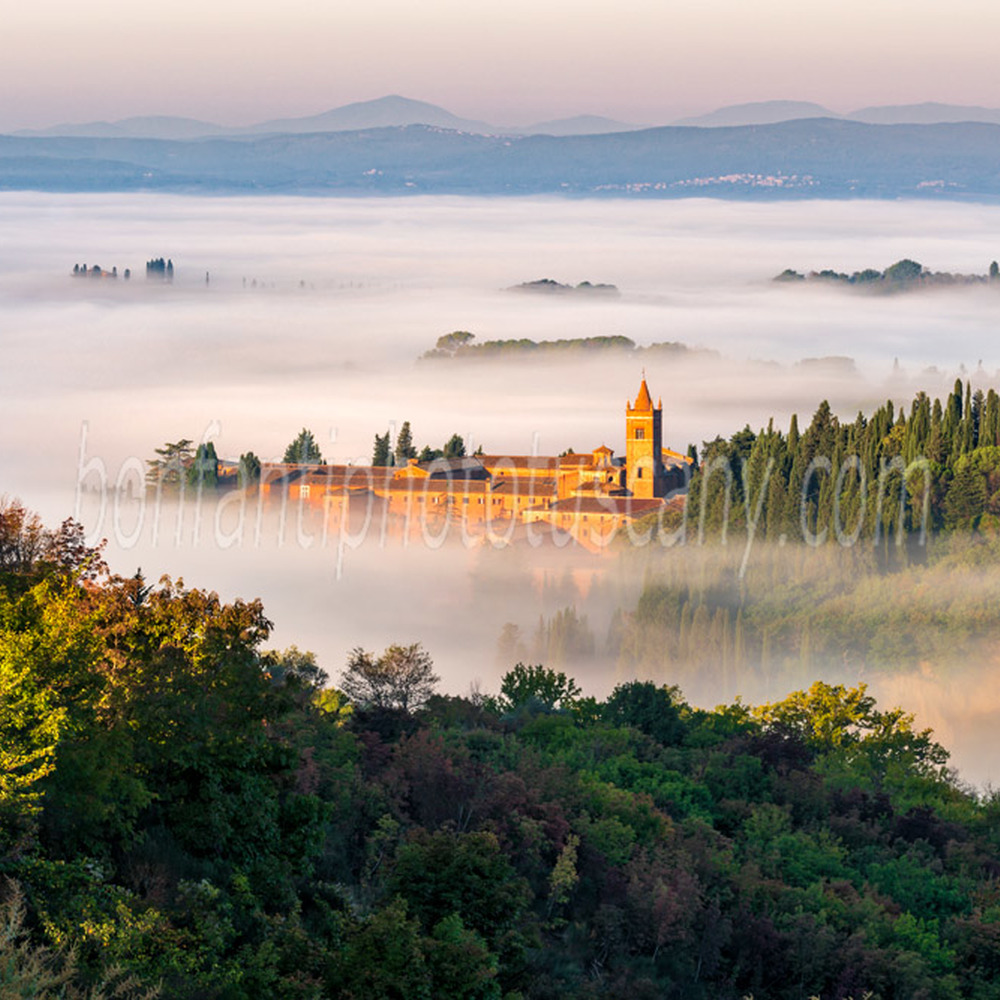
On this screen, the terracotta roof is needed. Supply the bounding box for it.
[423,457,489,477]
[572,482,626,496]
[412,480,492,495]
[490,477,558,496]
[269,465,396,490]
[542,497,666,518]
[478,455,560,472]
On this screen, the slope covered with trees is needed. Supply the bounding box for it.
[2,498,1000,998]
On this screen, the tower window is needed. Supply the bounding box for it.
[635,428,645,439]
[637,469,643,478]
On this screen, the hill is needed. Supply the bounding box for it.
[243,94,496,135]
[674,99,838,126]
[848,101,1000,125]
[675,99,1000,128]
[1,506,997,999]
[6,119,1000,199]
[514,114,642,136]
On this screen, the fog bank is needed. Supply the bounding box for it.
[4,193,1000,786]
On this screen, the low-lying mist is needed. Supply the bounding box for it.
[5,191,1000,786]
[5,193,1000,506]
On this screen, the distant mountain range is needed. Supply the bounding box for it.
[676,99,1000,128]
[5,118,1000,200]
[13,94,1000,143]
[11,96,638,141]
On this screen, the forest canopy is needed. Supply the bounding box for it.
[1,498,1000,998]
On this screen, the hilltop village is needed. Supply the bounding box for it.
[252,378,691,550]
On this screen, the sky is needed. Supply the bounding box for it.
[3,0,1000,131]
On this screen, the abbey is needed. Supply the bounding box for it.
[260,377,691,549]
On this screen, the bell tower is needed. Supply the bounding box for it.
[626,375,664,498]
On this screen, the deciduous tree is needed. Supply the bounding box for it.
[340,643,439,712]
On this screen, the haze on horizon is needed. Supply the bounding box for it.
[4,0,1000,132]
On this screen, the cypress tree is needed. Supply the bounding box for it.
[372,431,392,467]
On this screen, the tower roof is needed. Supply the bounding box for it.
[633,377,653,410]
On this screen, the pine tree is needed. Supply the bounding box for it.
[443,434,466,459]
[146,439,194,488]
[395,421,417,465]
[188,442,219,489]
[283,428,323,466]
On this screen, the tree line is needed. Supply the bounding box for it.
[143,425,477,494]
[669,380,1000,552]
[371,420,472,466]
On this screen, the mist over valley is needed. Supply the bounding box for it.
[4,192,1000,785]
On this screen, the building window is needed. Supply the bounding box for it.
[637,468,643,478]
[300,485,311,499]
[635,428,645,439]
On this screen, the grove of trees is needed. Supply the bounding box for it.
[668,380,1000,551]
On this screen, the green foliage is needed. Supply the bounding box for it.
[602,681,686,746]
[0,881,160,999]
[424,914,501,1000]
[0,641,65,849]
[776,257,1000,293]
[328,897,431,1000]
[260,644,327,690]
[145,440,193,490]
[884,258,924,282]
[237,451,261,486]
[422,331,637,361]
[443,434,466,459]
[494,663,581,713]
[679,383,1000,548]
[372,431,392,467]
[755,681,949,789]
[389,829,529,948]
[186,442,218,490]
[394,421,417,465]
[4,502,1000,1000]
[282,428,323,466]
[435,330,475,352]
[340,643,439,712]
